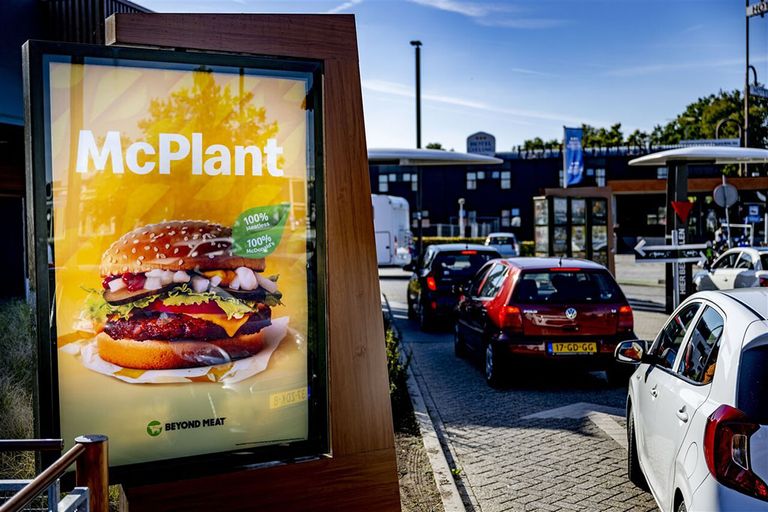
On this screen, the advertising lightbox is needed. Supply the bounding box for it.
[23,41,327,482]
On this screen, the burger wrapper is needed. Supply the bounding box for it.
[60,317,290,385]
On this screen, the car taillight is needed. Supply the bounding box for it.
[618,305,633,331]
[426,276,437,291]
[704,405,768,501]
[498,305,523,333]
[760,276,768,287]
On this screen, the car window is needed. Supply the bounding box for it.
[712,252,737,270]
[651,303,700,370]
[736,252,755,270]
[432,250,497,278]
[512,270,623,304]
[679,306,724,384]
[760,254,768,271]
[469,263,494,297]
[478,264,508,298]
[489,235,516,245]
[737,344,768,424]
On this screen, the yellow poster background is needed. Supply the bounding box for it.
[48,58,312,466]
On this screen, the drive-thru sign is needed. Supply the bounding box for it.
[630,146,768,311]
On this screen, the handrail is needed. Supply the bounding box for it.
[0,435,108,512]
[0,439,63,452]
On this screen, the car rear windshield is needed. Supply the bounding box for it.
[513,270,624,304]
[432,251,497,277]
[738,344,768,424]
[489,236,516,245]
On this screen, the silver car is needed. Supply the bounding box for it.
[694,247,768,291]
[484,232,519,258]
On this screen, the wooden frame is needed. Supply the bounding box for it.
[105,13,398,511]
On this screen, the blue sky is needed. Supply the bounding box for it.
[142,0,767,152]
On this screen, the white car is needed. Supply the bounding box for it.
[484,232,519,258]
[615,289,768,512]
[694,247,768,291]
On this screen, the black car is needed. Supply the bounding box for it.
[406,244,501,330]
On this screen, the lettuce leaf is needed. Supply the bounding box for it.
[81,281,280,321]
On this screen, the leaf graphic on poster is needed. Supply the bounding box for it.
[232,204,290,258]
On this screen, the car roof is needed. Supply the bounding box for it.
[429,243,498,252]
[721,247,768,254]
[487,232,516,237]
[718,288,768,320]
[500,257,607,271]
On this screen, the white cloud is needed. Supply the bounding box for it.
[326,0,362,14]
[409,0,567,29]
[604,56,768,78]
[362,79,608,126]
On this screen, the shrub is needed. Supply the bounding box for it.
[0,299,35,479]
[520,240,535,256]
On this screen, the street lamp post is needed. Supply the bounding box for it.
[410,40,422,149]
[410,40,424,262]
[458,198,465,238]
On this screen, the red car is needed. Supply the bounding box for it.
[454,257,636,387]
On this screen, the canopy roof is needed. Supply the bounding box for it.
[368,148,502,166]
[629,146,768,166]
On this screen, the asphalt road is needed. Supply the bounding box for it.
[381,277,666,511]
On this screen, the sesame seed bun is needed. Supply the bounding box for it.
[100,220,265,276]
[96,331,266,370]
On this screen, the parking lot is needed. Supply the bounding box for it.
[381,257,668,511]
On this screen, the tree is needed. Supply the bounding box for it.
[425,142,444,150]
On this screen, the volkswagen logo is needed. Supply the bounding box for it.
[565,307,577,320]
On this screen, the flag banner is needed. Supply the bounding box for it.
[564,127,584,187]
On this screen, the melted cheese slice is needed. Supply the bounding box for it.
[185,313,251,337]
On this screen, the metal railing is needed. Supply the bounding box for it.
[0,435,108,512]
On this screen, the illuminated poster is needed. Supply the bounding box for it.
[25,43,325,476]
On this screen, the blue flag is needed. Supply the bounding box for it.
[563,127,584,187]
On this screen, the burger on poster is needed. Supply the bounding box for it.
[82,220,283,370]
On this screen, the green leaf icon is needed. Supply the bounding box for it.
[232,203,290,259]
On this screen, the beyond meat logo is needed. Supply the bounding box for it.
[146,417,227,437]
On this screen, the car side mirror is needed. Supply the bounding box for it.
[402,262,415,272]
[615,340,648,364]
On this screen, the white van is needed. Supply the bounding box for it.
[372,194,412,266]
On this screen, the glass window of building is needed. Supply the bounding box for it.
[467,172,477,190]
[402,173,411,182]
[492,171,500,179]
[596,168,606,187]
[477,171,485,180]
[411,180,418,191]
[501,171,511,189]
[378,174,388,192]
[501,209,510,227]
[657,167,668,179]
[388,173,398,182]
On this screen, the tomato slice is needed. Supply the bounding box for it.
[147,299,226,315]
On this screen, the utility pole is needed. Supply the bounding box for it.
[410,40,422,149]
[410,40,424,262]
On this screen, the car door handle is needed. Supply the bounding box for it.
[650,386,658,398]
[676,406,689,423]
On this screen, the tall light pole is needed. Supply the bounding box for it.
[410,40,425,260]
[410,40,422,149]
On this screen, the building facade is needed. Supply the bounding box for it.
[369,143,768,252]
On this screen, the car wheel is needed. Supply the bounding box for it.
[628,409,648,490]
[407,297,416,320]
[419,304,433,332]
[454,324,467,358]
[484,342,504,388]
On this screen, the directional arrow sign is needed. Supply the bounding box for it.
[634,239,707,263]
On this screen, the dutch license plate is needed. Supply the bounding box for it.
[550,342,597,354]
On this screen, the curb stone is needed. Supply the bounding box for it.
[382,294,467,512]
